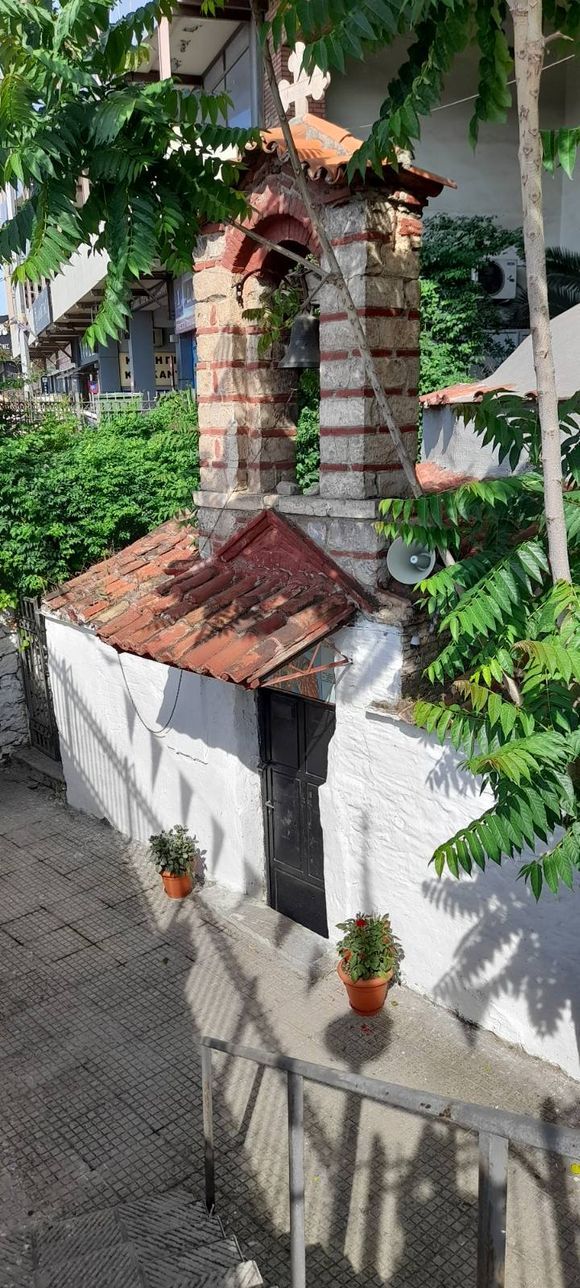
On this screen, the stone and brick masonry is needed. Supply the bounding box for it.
[192,119,446,591]
[0,616,28,761]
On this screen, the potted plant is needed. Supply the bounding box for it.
[336,913,403,1016]
[149,825,203,899]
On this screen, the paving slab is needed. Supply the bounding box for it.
[0,773,579,1288]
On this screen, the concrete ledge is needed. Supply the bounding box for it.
[9,745,64,790]
[194,490,385,521]
[195,884,336,981]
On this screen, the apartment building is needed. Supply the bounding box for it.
[3,0,258,398]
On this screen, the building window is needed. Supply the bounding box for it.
[203,26,254,129]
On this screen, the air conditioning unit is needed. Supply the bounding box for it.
[475,249,519,302]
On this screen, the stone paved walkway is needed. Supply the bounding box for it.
[0,773,579,1286]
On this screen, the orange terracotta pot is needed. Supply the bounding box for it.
[337,959,394,1016]
[161,871,193,899]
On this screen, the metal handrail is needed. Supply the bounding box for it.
[200,1035,580,1288]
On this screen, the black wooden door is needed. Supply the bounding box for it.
[261,690,335,938]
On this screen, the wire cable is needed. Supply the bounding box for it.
[117,653,184,735]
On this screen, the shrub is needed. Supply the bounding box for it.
[0,392,199,603]
[149,825,204,878]
[295,405,320,492]
[337,913,404,983]
[295,368,320,493]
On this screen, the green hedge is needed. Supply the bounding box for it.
[0,392,199,606]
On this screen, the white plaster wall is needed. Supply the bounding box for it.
[321,617,580,1081]
[0,617,28,760]
[421,407,515,477]
[44,615,266,895]
[326,45,567,245]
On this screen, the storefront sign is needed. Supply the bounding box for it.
[119,351,176,391]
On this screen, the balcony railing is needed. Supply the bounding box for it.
[200,1035,580,1288]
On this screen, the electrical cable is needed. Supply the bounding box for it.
[352,51,576,133]
[117,653,184,735]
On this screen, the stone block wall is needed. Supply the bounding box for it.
[318,194,421,501]
[0,616,28,760]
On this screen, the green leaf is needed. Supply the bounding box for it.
[530,862,543,901]
[558,127,580,179]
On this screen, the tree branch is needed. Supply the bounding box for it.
[508,0,571,584]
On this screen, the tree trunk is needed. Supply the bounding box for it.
[252,0,421,498]
[509,0,571,583]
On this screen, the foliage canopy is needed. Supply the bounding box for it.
[0,0,253,347]
[420,215,523,394]
[378,393,580,897]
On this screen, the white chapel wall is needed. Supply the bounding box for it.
[321,616,580,1081]
[44,615,266,895]
[45,609,580,1080]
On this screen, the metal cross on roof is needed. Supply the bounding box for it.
[279,42,331,120]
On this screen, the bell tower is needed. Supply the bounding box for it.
[193,117,450,591]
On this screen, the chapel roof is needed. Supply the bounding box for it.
[45,510,371,688]
[249,113,455,198]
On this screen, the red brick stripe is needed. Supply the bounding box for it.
[199,427,297,439]
[398,215,422,236]
[201,459,295,470]
[197,394,290,405]
[194,258,224,272]
[196,325,264,336]
[320,425,417,436]
[330,231,393,248]
[196,360,271,371]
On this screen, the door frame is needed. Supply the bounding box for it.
[258,687,335,927]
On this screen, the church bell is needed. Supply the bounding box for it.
[278,313,320,369]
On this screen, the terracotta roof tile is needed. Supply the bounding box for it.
[416,461,478,493]
[45,512,371,688]
[252,114,455,194]
[420,382,514,408]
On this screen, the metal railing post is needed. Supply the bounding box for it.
[201,1043,215,1213]
[287,1071,306,1288]
[477,1131,508,1288]
[200,1037,580,1288]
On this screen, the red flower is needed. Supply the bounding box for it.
[355,918,367,927]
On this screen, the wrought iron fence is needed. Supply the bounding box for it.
[200,1035,580,1288]
[17,597,61,761]
[0,389,178,432]
[0,392,81,431]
